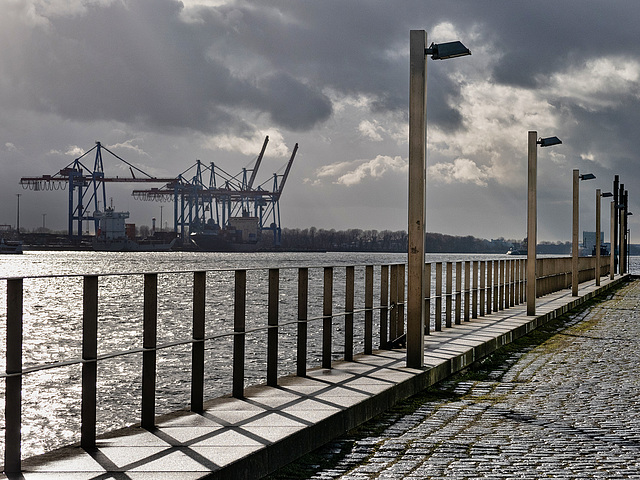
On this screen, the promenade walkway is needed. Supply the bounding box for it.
[270,278,640,479]
[2,274,627,479]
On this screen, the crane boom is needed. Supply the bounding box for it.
[248,135,269,189]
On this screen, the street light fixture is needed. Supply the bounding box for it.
[573,169,595,296]
[407,30,471,368]
[527,131,563,316]
[537,136,562,147]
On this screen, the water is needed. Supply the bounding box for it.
[0,251,636,459]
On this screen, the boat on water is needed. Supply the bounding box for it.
[506,247,527,255]
[93,208,176,252]
[189,215,261,252]
[0,238,23,254]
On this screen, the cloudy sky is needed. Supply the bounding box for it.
[1,0,639,242]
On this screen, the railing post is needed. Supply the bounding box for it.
[296,268,308,376]
[397,264,405,337]
[480,261,486,316]
[472,261,478,319]
[5,278,23,474]
[464,261,470,321]
[510,260,515,307]
[141,273,157,430]
[435,262,442,331]
[267,268,279,386]
[446,262,452,328]
[486,261,492,314]
[380,265,389,349]
[455,262,462,325]
[81,275,98,448]
[499,259,505,311]
[233,270,246,398]
[322,267,333,368]
[389,265,398,341]
[364,266,373,354]
[345,266,355,361]
[424,262,431,334]
[494,259,500,311]
[191,271,206,412]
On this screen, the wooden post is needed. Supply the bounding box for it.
[81,275,99,448]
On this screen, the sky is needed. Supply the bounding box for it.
[1,0,639,243]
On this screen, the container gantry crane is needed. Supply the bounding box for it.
[131,138,298,246]
[19,142,177,240]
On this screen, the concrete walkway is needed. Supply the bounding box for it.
[3,275,627,479]
[272,278,640,479]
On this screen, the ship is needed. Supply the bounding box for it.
[0,238,23,254]
[93,208,177,252]
[189,215,261,252]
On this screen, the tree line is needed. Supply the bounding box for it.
[278,227,568,253]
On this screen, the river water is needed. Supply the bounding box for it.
[0,250,637,459]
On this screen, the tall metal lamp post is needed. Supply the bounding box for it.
[572,170,595,296]
[595,190,612,286]
[407,30,470,368]
[527,133,562,316]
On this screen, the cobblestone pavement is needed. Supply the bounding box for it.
[268,280,640,479]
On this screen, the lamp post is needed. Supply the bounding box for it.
[15,193,21,234]
[610,199,616,280]
[527,133,562,316]
[595,190,612,286]
[407,30,470,368]
[572,170,595,296]
[613,175,619,272]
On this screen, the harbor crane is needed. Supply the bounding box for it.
[19,142,176,240]
[131,138,298,246]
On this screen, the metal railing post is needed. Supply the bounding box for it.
[486,261,493,314]
[5,278,23,473]
[389,265,398,340]
[480,261,486,316]
[345,266,355,361]
[380,265,389,349]
[191,271,206,412]
[397,264,405,337]
[267,268,279,386]
[81,275,98,448]
[141,273,157,429]
[446,262,453,328]
[322,267,333,368]
[424,263,431,334]
[296,268,308,376]
[435,262,442,331]
[472,261,478,319]
[364,266,373,354]
[232,270,246,398]
[455,262,462,325]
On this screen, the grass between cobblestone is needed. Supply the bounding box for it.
[264,287,623,480]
